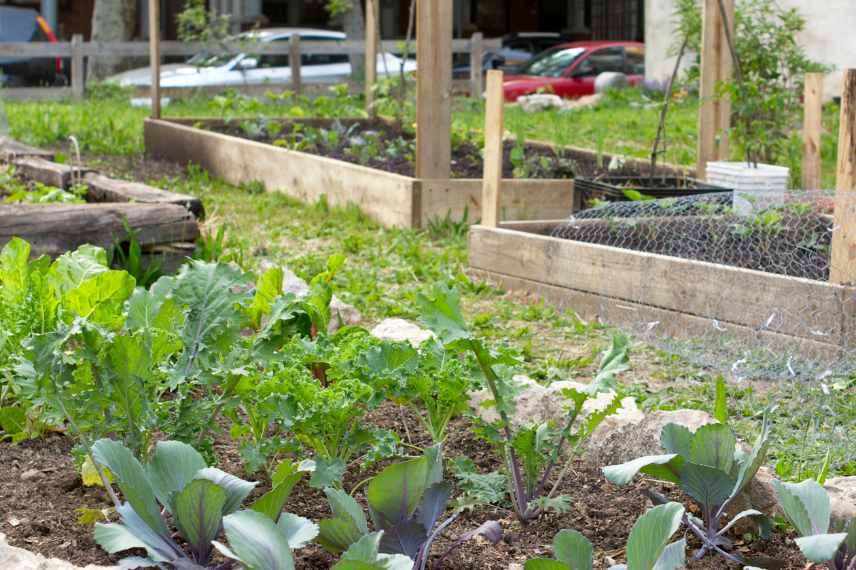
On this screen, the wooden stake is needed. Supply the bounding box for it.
[801,72,824,190]
[70,34,84,100]
[696,0,734,178]
[415,0,453,179]
[148,0,161,119]
[470,32,484,99]
[365,0,379,115]
[481,70,504,227]
[831,69,856,284]
[289,34,302,95]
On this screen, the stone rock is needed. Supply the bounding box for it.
[370,318,435,347]
[518,94,565,113]
[594,71,629,93]
[0,533,117,570]
[826,476,856,525]
[469,376,641,434]
[20,469,41,481]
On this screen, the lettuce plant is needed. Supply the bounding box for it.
[603,416,774,566]
[772,478,855,569]
[91,438,315,569]
[525,502,687,570]
[416,284,628,522]
[317,447,501,570]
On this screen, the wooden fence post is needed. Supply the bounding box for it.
[696,0,734,179]
[481,70,504,227]
[148,0,161,119]
[71,34,84,100]
[415,0,453,179]
[365,0,379,114]
[289,34,302,95]
[470,32,483,99]
[802,72,824,190]
[831,70,856,284]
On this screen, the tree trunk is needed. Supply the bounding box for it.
[89,0,139,79]
[341,0,366,80]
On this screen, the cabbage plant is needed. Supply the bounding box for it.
[772,478,855,569]
[524,502,687,570]
[602,416,774,566]
[91,439,315,569]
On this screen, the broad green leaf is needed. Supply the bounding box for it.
[217,510,295,570]
[726,415,771,505]
[318,518,365,554]
[367,455,430,525]
[94,522,149,554]
[63,270,136,329]
[251,461,304,521]
[652,539,686,570]
[103,502,177,562]
[716,509,764,537]
[771,479,830,536]
[690,423,735,472]
[416,284,470,344]
[0,406,26,438]
[659,424,693,459]
[713,376,728,423]
[336,532,412,570]
[590,334,630,390]
[679,462,735,517]
[794,533,847,563]
[553,529,593,570]
[145,440,208,515]
[325,488,369,535]
[524,560,572,570]
[91,439,167,536]
[248,267,284,329]
[81,455,112,487]
[173,479,226,560]
[277,513,319,549]
[602,454,683,486]
[0,237,30,304]
[48,244,108,296]
[195,467,257,514]
[626,502,685,570]
[310,457,346,489]
[332,562,387,570]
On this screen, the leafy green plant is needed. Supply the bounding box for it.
[110,219,163,288]
[525,502,687,570]
[416,284,629,522]
[318,447,502,569]
[772,478,855,569]
[91,438,314,569]
[603,413,774,566]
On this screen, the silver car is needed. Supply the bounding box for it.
[109,28,416,88]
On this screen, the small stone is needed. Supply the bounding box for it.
[826,476,856,525]
[20,469,42,481]
[370,318,435,347]
[0,532,119,569]
[7,518,21,527]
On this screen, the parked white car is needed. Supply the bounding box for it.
[109,28,415,88]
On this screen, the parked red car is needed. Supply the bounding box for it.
[502,41,645,102]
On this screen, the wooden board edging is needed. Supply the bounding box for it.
[468,225,855,347]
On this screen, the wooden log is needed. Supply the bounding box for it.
[149,0,161,119]
[0,137,54,162]
[469,32,484,98]
[289,34,302,95]
[802,73,824,190]
[831,69,856,284]
[481,70,504,227]
[0,203,199,259]
[84,173,205,219]
[365,0,379,115]
[12,157,89,189]
[415,0,453,179]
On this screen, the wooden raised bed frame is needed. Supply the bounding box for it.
[143,118,577,229]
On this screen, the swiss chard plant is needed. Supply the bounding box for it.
[772,478,855,570]
[91,438,315,569]
[602,413,775,566]
[416,284,629,522]
[317,447,502,570]
[524,502,687,570]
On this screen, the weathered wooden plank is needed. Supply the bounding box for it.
[469,32,484,98]
[84,173,204,218]
[802,73,824,190]
[0,137,55,162]
[468,225,848,344]
[0,203,199,259]
[365,0,379,114]
[696,0,734,177]
[144,119,417,228]
[12,157,89,189]
[831,69,856,284]
[289,34,302,95]
[71,34,85,100]
[481,70,504,227]
[149,0,161,119]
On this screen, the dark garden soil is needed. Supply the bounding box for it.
[211,119,652,180]
[0,403,809,569]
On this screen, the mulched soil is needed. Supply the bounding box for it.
[0,403,809,569]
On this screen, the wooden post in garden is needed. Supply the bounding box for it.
[148,0,161,119]
[415,0,453,179]
[289,34,302,95]
[481,70,504,227]
[70,34,84,100]
[802,73,824,190]
[831,70,856,284]
[365,0,379,115]
[470,32,484,98]
[696,0,734,179]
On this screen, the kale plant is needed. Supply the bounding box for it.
[416,284,629,522]
[772,478,855,569]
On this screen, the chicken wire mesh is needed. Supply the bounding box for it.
[548,190,856,383]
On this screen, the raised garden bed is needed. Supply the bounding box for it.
[0,137,202,270]
[144,117,582,228]
[574,175,730,205]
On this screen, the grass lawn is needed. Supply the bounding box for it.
[3,88,854,481]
